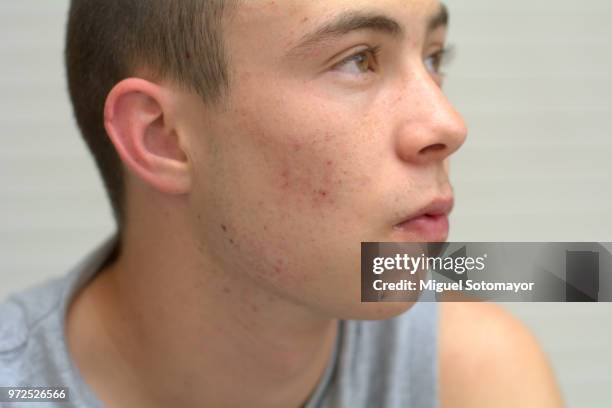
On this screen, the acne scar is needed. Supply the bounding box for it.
[273,258,284,274]
[274,259,283,275]
[280,170,290,189]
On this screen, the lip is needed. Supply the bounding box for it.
[392,197,454,242]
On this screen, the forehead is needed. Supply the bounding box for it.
[227,0,445,49]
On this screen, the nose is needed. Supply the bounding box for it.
[394,68,468,165]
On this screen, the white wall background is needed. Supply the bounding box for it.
[0,1,610,407]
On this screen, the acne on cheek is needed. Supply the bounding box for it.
[277,156,342,208]
[213,200,326,290]
[218,221,313,290]
[275,122,363,204]
[315,160,337,201]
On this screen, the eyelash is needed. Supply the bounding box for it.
[333,46,382,75]
[332,46,453,80]
[424,47,454,78]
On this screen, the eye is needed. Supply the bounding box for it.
[424,46,454,82]
[424,51,443,74]
[332,46,381,75]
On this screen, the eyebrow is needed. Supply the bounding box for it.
[428,3,449,32]
[287,3,449,58]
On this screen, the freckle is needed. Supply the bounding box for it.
[326,160,333,166]
[185,52,191,59]
[223,287,231,294]
[263,225,268,231]
[221,224,227,232]
[301,17,308,23]
[251,305,259,313]
[229,238,234,244]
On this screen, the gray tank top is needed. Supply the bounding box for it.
[0,237,438,408]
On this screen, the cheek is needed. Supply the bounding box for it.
[263,118,375,213]
[277,145,340,208]
[231,87,368,207]
[194,87,387,299]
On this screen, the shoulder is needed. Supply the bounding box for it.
[439,302,564,408]
[0,297,33,385]
[0,278,65,383]
[0,299,29,354]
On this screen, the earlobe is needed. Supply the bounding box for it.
[104,78,191,195]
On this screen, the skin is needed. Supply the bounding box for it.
[65,0,564,407]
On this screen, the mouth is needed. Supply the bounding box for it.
[392,197,454,242]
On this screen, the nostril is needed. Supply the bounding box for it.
[419,143,446,155]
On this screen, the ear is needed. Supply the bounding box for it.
[104,78,190,195]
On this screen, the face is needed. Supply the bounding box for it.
[178,0,467,319]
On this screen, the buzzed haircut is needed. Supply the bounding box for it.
[65,0,234,232]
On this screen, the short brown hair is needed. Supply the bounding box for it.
[65,0,233,230]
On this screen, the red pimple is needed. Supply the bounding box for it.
[319,189,328,197]
[280,170,290,189]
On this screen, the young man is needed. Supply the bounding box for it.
[1,0,563,407]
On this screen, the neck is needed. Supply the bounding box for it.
[67,196,338,408]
